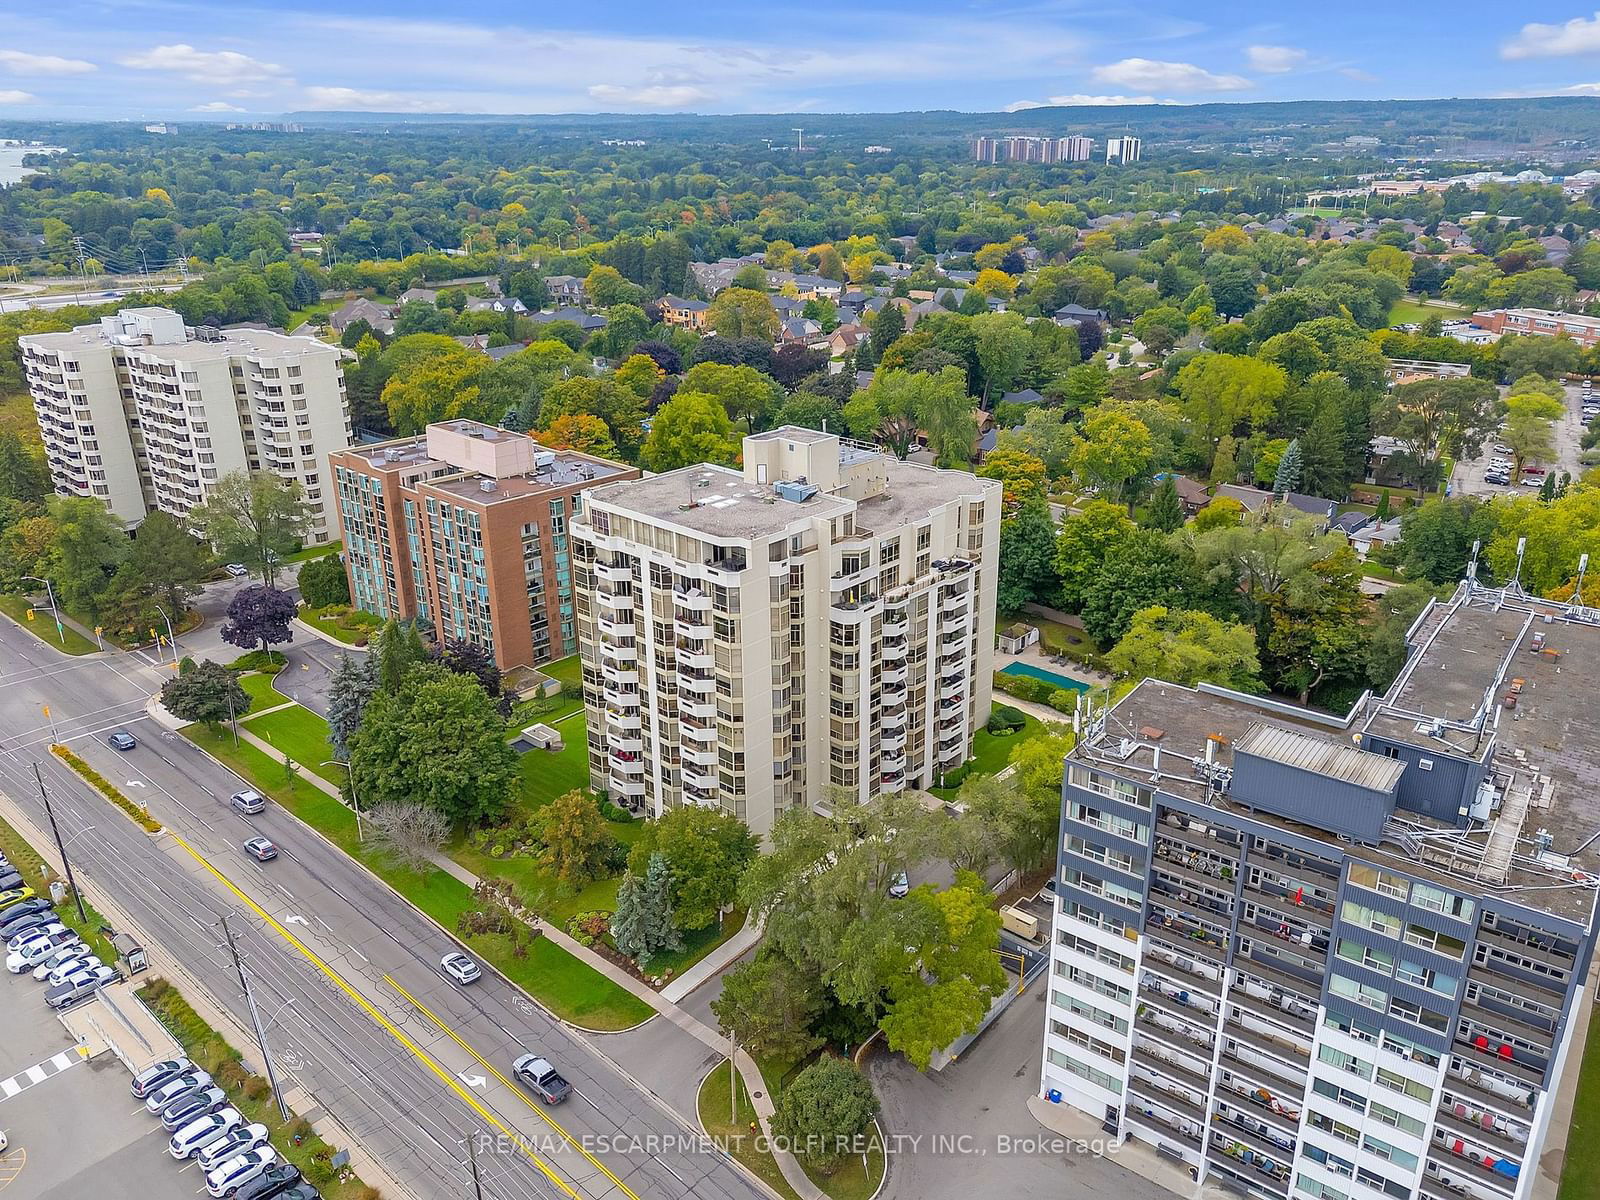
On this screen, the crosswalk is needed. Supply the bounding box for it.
[0,1049,84,1103]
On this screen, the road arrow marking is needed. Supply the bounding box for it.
[284,914,308,926]
[459,1072,487,1089]
[125,780,146,788]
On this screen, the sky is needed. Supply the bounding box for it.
[9,1,1600,118]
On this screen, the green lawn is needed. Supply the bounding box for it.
[241,703,345,785]
[1385,297,1471,327]
[516,711,594,810]
[238,669,293,714]
[1561,1011,1600,1199]
[0,594,99,654]
[0,811,115,964]
[931,713,1055,799]
[282,540,343,564]
[540,653,584,692]
[281,299,341,334]
[179,721,652,1030]
[299,603,382,646]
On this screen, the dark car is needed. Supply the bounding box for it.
[273,1185,321,1200]
[107,731,137,751]
[235,1163,305,1200]
[0,870,21,892]
[0,904,56,942]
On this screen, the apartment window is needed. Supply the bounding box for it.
[1317,1044,1373,1081]
[1329,973,1388,1011]
[1348,863,1409,900]
[1374,1066,1432,1103]
[1368,1101,1425,1138]
[1294,1176,1348,1200]
[1311,1078,1366,1114]
[1050,988,1128,1034]
[1335,939,1393,973]
[916,525,931,550]
[1049,1019,1126,1064]
[1354,1166,1410,1199]
[1395,958,1457,998]
[1044,1047,1123,1095]
[1403,923,1465,959]
[1340,900,1400,938]
[1410,882,1474,921]
[1308,1112,1360,1145]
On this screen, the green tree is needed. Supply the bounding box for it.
[626,804,759,931]
[1145,476,1184,532]
[1272,438,1304,496]
[972,311,1031,406]
[959,773,1058,877]
[842,369,927,459]
[1081,530,1199,642]
[1069,404,1153,512]
[43,494,127,617]
[351,662,516,827]
[380,344,485,432]
[1174,353,1288,468]
[870,302,906,356]
[1374,377,1502,496]
[159,659,249,730]
[1055,500,1137,609]
[1210,434,1239,485]
[1105,605,1261,689]
[1264,547,1369,703]
[0,428,49,504]
[535,788,619,885]
[1298,400,1351,500]
[373,618,428,692]
[1497,333,1582,381]
[706,287,779,341]
[123,509,210,619]
[585,264,641,308]
[995,503,1060,613]
[639,392,740,472]
[612,852,682,964]
[710,951,826,1065]
[772,1058,879,1175]
[190,471,310,587]
[1131,305,1190,357]
[297,554,351,608]
[680,362,782,432]
[1367,581,1439,690]
[326,652,378,761]
[918,366,977,468]
[975,448,1048,513]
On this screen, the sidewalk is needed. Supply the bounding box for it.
[1027,1094,1218,1200]
[661,914,761,1003]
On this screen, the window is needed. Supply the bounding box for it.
[1318,1044,1373,1081]
[1374,1066,1432,1103]
[1050,989,1128,1036]
[1369,1101,1425,1138]
[1336,939,1394,973]
[1308,1111,1360,1145]
[1312,1077,1366,1113]
[1410,882,1474,921]
[1330,973,1388,1011]
[1045,1047,1123,1095]
[1396,958,1457,997]
[1349,863,1408,900]
[1295,1175,1349,1200]
[1403,923,1466,959]
[1341,900,1400,938]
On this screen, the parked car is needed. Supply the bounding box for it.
[161,1085,230,1130]
[144,1069,212,1115]
[197,1123,269,1172]
[37,949,98,984]
[170,1108,244,1159]
[7,921,63,952]
[0,870,22,893]
[0,886,37,914]
[8,928,81,972]
[133,1057,193,1099]
[243,837,277,862]
[511,1054,571,1105]
[440,952,481,985]
[274,1185,320,1200]
[0,900,55,938]
[235,1163,305,1200]
[45,964,116,1008]
[206,1148,279,1198]
[107,731,137,751]
[231,790,266,815]
[888,871,910,898]
[224,563,250,578]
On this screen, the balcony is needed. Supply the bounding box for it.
[940,680,964,702]
[938,742,965,764]
[677,670,715,694]
[879,773,906,793]
[601,660,638,687]
[882,616,909,638]
[1132,1040,1213,1094]
[1218,1040,1303,1094]
[1224,1017,1310,1067]
[682,743,719,768]
[1446,1065,1538,1113]
[881,638,908,661]
[676,646,713,672]
[1207,1141,1291,1197]
[674,587,711,612]
[1429,1142,1521,1196]
[1213,1106,1297,1164]
[1435,1101,1529,1157]
[880,729,907,753]
[682,762,718,790]
[680,696,717,721]
[1129,1075,1207,1127]
[880,663,909,687]
[941,592,967,616]
[1227,983,1316,1037]
[1125,1094,1204,1149]
[605,707,642,732]
[1145,911,1229,957]
[1456,1037,1545,1087]
[608,774,646,799]
[599,641,637,665]
[609,734,643,755]
[880,705,907,729]
[675,616,713,640]
[681,721,718,745]
[596,561,633,584]
[1142,941,1225,989]
[596,615,633,639]
[595,588,633,612]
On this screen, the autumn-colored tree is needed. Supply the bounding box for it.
[537,414,618,459]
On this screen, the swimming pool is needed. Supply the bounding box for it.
[998,661,1092,694]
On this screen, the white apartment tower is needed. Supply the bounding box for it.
[19,307,350,540]
[572,427,1001,838]
[1106,135,1143,164]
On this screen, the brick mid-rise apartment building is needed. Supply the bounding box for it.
[1472,307,1600,348]
[330,420,637,670]
[1042,576,1600,1200]
[571,427,1000,836]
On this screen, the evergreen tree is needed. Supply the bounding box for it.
[1210,435,1239,485]
[1376,489,1392,521]
[374,618,426,691]
[1272,438,1303,497]
[1298,403,1350,500]
[611,870,649,962]
[1146,476,1184,532]
[327,652,378,761]
[870,303,905,355]
[639,852,682,960]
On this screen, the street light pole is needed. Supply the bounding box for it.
[151,602,179,669]
[320,760,363,841]
[22,574,65,647]
[219,912,291,1122]
[33,761,88,925]
[463,1131,485,1200]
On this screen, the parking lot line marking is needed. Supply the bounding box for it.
[165,832,584,1200]
[0,1049,82,1105]
[0,1146,26,1192]
[384,974,642,1200]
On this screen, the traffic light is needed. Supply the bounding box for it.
[25,607,35,621]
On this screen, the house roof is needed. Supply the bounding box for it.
[1215,483,1340,517]
[999,388,1044,406]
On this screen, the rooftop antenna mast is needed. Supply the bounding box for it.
[1466,538,1481,585]
[1570,552,1591,611]
[1509,536,1528,597]
[793,128,805,152]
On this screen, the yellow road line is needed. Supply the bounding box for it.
[165,833,580,1200]
[384,974,641,1200]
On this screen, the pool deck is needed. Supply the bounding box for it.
[991,646,1115,727]
[998,660,1094,693]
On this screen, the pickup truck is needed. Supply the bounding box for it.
[512,1054,572,1105]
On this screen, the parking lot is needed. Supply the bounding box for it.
[0,987,196,1200]
[1450,380,1590,499]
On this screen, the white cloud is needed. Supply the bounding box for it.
[1559,81,1600,94]
[1340,67,1379,83]
[587,83,714,108]
[1245,45,1306,74]
[1091,58,1252,93]
[1006,93,1179,111]
[301,85,455,112]
[0,90,37,104]
[1504,12,1600,59]
[119,44,287,85]
[0,50,96,76]
[190,101,246,112]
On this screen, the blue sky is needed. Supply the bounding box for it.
[8,1,1600,118]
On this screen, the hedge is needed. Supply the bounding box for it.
[50,744,163,833]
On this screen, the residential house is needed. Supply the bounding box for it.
[544,275,586,306]
[1052,303,1108,326]
[1169,474,1211,515]
[1216,483,1340,522]
[1538,235,1573,265]
[779,316,823,345]
[329,297,395,336]
[397,287,438,305]
[660,295,710,331]
[998,388,1044,408]
[529,306,608,332]
[1328,509,1372,537]
[824,324,868,357]
[1349,516,1403,558]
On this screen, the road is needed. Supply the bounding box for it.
[0,615,762,1200]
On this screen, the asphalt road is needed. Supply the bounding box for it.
[0,615,761,1200]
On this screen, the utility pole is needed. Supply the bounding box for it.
[34,762,88,924]
[463,1131,485,1200]
[219,913,291,1122]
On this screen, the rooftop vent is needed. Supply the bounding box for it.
[533,450,557,471]
[773,479,819,502]
[479,479,497,494]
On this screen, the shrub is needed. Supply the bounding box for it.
[359,1189,382,1200]
[1048,688,1079,713]
[287,1117,313,1142]
[303,1156,337,1188]
[49,745,163,833]
[218,1059,250,1088]
[986,704,1026,734]
[227,649,287,672]
[599,799,634,823]
[242,1075,270,1100]
[565,910,612,947]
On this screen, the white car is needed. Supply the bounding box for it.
[197,1122,269,1172]
[40,953,100,986]
[7,929,80,972]
[170,1108,243,1159]
[7,922,64,953]
[441,951,481,985]
[206,1147,278,1198]
[30,943,88,980]
[888,871,910,898]
[145,1069,212,1115]
[224,563,250,577]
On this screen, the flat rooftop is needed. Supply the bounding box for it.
[854,459,991,535]
[423,452,630,503]
[336,436,439,471]
[21,322,337,361]
[586,463,855,540]
[1072,583,1600,926]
